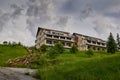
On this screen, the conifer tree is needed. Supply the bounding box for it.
[117,33,120,48]
[107,32,117,54]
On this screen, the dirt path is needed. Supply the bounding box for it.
[0,67,38,80]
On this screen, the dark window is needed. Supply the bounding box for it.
[92,41,96,44]
[46,40,52,44]
[62,42,65,46]
[54,36,59,39]
[97,42,100,45]
[102,43,105,46]
[66,37,71,40]
[66,43,71,47]
[87,40,91,43]
[46,34,52,38]
[60,37,65,39]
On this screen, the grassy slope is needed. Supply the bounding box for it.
[0,45,29,66]
[35,51,120,80]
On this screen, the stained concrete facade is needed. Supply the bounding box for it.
[35,27,106,50]
[73,33,106,51]
[35,27,74,49]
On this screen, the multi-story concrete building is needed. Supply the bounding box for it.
[35,27,74,49]
[73,33,106,50]
[35,27,106,50]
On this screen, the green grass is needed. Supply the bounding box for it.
[34,51,120,80]
[0,45,29,66]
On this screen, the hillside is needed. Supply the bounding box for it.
[34,51,120,80]
[1,44,120,80]
[0,45,29,66]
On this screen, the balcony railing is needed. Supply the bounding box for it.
[45,35,74,42]
[45,32,72,38]
[86,42,106,47]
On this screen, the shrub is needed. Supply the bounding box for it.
[70,44,78,53]
[85,49,94,57]
[3,41,8,45]
[30,55,47,68]
[48,42,65,58]
[54,42,64,54]
[39,44,47,53]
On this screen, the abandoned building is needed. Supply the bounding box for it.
[35,27,74,49]
[35,27,106,50]
[73,33,106,50]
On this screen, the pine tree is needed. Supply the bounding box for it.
[107,32,117,54]
[117,33,120,45]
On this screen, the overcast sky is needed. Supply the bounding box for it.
[0,0,120,46]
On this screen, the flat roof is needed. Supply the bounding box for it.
[36,27,70,37]
[73,33,106,42]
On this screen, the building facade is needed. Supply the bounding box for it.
[73,33,106,50]
[35,27,106,50]
[35,27,74,49]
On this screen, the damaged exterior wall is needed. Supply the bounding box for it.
[73,33,106,51]
[35,27,106,51]
[35,27,74,49]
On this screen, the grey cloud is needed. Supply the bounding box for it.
[10,4,23,18]
[0,4,23,32]
[0,13,10,31]
[105,12,120,19]
[55,16,69,27]
[25,0,70,36]
[93,16,120,39]
[26,19,36,36]
[0,0,120,46]
[26,0,53,17]
[61,0,120,18]
[25,0,53,36]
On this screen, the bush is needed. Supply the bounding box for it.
[48,42,65,58]
[3,41,8,45]
[39,44,47,53]
[70,44,78,53]
[85,49,94,57]
[30,55,47,68]
[48,48,58,58]
[54,42,64,54]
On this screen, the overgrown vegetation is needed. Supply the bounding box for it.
[70,44,78,53]
[0,44,29,66]
[34,51,120,80]
[1,40,120,80]
[39,44,47,53]
[48,42,64,58]
[85,49,94,57]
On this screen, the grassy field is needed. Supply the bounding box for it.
[0,45,29,66]
[34,51,120,80]
[1,44,120,80]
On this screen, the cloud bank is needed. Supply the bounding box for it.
[0,0,120,46]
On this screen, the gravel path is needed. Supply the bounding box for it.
[0,67,38,80]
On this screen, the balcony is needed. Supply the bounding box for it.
[45,35,74,42]
[86,42,106,47]
[45,32,72,38]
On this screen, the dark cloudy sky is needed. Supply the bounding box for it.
[0,0,120,46]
